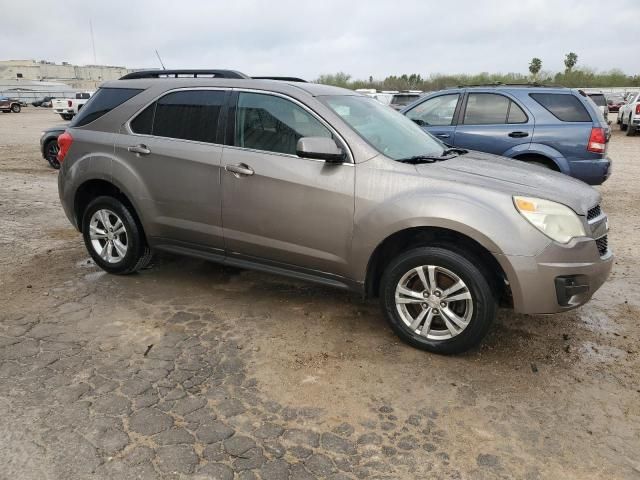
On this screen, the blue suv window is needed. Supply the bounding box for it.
[529,93,591,122]
[463,93,527,125]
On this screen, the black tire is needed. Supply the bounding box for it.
[43,139,60,169]
[625,116,636,136]
[11,104,21,113]
[620,117,628,131]
[81,196,152,275]
[61,113,73,121]
[380,247,497,355]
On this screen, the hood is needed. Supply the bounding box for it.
[415,151,600,215]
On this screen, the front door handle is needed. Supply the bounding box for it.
[225,163,254,177]
[508,131,529,138]
[127,144,151,155]
[435,133,450,139]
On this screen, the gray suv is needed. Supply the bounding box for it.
[56,70,613,354]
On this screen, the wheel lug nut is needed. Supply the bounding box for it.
[441,302,446,307]
[422,303,427,308]
[433,309,439,314]
[435,291,441,297]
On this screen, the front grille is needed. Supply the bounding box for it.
[587,204,602,221]
[596,235,608,256]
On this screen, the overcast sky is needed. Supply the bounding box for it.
[3,0,639,79]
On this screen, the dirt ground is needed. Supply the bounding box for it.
[0,108,638,480]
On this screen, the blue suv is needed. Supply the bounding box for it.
[401,85,611,185]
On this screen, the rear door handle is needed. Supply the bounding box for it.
[225,163,254,177]
[508,131,529,138]
[127,144,151,155]
[435,133,450,139]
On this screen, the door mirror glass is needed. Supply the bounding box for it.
[296,137,346,162]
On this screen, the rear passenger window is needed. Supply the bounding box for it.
[130,90,225,143]
[529,93,591,122]
[71,88,142,127]
[463,94,510,124]
[235,92,332,155]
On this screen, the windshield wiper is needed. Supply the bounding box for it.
[397,149,467,164]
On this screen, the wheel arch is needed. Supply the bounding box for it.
[364,226,510,303]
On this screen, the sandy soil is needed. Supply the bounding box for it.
[0,108,638,479]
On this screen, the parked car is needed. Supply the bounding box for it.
[401,85,611,185]
[373,91,423,110]
[0,96,22,113]
[40,125,66,169]
[618,91,640,136]
[585,91,609,120]
[56,70,612,354]
[605,93,626,113]
[32,96,54,107]
[52,92,93,120]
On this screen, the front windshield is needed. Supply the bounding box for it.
[321,95,445,160]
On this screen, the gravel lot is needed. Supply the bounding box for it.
[1,108,639,480]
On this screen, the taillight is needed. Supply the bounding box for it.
[57,132,73,162]
[587,127,606,154]
[636,104,640,115]
[67,100,72,108]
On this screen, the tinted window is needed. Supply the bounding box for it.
[588,94,607,107]
[507,101,528,123]
[406,94,460,126]
[463,93,510,124]
[529,93,591,122]
[130,103,154,135]
[153,90,225,143]
[235,92,332,155]
[71,88,142,127]
[391,94,421,106]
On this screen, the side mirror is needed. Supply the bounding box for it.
[296,137,346,163]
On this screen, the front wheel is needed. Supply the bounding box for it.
[82,196,152,275]
[380,247,497,354]
[11,104,21,113]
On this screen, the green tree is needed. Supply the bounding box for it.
[529,58,542,80]
[564,52,578,73]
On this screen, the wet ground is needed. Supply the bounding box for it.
[1,108,639,479]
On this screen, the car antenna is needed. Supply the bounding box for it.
[155,49,167,69]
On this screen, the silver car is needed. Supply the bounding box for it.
[56,70,612,354]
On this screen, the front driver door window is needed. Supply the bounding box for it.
[405,93,460,142]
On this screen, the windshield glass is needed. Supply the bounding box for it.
[320,95,445,160]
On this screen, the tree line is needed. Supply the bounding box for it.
[316,53,640,91]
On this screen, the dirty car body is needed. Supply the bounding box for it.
[56,71,613,354]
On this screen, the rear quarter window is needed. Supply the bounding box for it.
[529,93,591,122]
[71,88,143,127]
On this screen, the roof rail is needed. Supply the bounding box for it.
[252,76,307,82]
[119,69,250,80]
[457,82,561,88]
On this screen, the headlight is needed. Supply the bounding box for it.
[514,196,586,243]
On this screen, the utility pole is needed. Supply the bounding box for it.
[89,20,97,64]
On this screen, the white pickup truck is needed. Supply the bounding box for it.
[618,91,640,136]
[52,92,93,121]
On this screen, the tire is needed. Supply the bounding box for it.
[625,116,636,137]
[11,104,21,113]
[380,247,497,355]
[43,139,60,169]
[620,116,628,131]
[61,113,73,121]
[81,196,152,275]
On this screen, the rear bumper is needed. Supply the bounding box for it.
[568,156,611,185]
[497,238,613,314]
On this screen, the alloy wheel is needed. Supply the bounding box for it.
[395,265,474,340]
[89,209,128,264]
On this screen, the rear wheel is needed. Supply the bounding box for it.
[620,116,628,131]
[61,113,73,121]
[380,247,497,354]
[11,104,21,113]
[82,196,152,275]
[625,116,636,136]
[44,139,60,169]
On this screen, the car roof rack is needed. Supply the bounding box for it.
[457,82,561,88]
[252,76,307,82]
[120,69,250,80]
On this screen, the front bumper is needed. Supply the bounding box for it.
[497,237,613,314]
